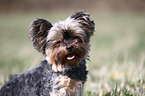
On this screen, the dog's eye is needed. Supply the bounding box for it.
[73,37,77,39]
[73,37,79,41]
[73,39,78,43]
[73,37,83,43]
[56,41,61,46]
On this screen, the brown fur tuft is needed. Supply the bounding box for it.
[29,18,53,54]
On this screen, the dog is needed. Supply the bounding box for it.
[0,10,95,96]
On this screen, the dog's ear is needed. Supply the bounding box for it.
[29,18,53,54]
[70,10,95,38]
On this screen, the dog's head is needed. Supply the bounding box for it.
[29,10,95,71]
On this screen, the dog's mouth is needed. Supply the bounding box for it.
[66,54,76,60]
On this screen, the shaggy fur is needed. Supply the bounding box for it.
[0,10,95,96]
[0,60,87,96]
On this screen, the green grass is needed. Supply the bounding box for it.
[0,12,145,95]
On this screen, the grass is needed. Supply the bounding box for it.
[0,11,145,95]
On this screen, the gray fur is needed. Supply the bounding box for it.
[0,60,87,96]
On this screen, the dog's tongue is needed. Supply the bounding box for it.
[67,54,75,60]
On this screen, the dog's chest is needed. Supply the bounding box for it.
[51,75,83,96]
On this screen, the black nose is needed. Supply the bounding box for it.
[66,46,74,52]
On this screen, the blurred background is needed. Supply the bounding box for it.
[0,0,145,95]
[1,0,145,12]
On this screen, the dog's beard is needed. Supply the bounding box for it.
[46,43,88,72]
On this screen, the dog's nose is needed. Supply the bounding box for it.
[66,46,74,52]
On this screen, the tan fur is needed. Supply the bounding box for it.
[45,42,89,72]
[51,75,83,96]
[45,16,91,72]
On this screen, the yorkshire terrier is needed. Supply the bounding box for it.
[0,10,95,96]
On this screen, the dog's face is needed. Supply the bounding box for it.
[29,10,95,71]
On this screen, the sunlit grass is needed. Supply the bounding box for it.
[85,12,145,95]
[0,12,145,95]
